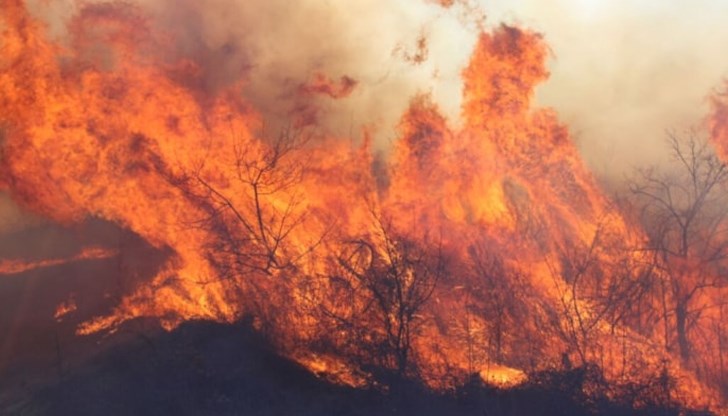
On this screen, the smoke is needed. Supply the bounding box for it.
[25,0,483,144]
[145,0,484,143]
[480,0,728,179]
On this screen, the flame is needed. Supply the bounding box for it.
[54,295,78,321]
[0,246,118,275]
[479,364,526,387]
[0,1,725,411]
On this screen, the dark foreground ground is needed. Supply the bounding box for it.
[0,221,716,416]
[2,319,712,416]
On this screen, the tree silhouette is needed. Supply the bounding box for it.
[630,131,728,363]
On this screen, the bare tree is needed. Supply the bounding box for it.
[323,214,445,378]
[168,128,314,282]
[551,215,657,367]
[464,243,539,370]
[630,131,728,363]
[151,125,332,342]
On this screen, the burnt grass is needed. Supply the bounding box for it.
[0,319,713,416]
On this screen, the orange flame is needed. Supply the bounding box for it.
[0,247,118,275]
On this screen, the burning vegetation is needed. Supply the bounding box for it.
[1,0,728,414]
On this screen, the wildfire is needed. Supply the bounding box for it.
[0,0,726,412]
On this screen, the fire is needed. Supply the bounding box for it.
[54,295,77,321]
[0,246,117,275]
[0,0,726,412]
[479,364,526,387]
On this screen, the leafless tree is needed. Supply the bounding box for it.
[551,215,658,367]
[167,127,317,282]
[322,214,445,378]
[630,131,728,363]
[152,125,332,342]
[463,243,541,372]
